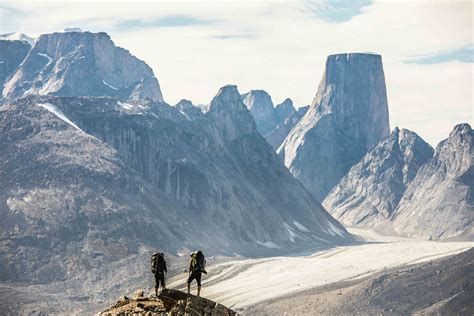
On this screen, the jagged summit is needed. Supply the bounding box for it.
[2,31,164,101]
[451,123,472,137]
[392,123,474,240]
[278,52,390,200]
[323,127,433,228]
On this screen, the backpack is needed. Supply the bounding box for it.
[191,250,206,273]
[151,252,165,274]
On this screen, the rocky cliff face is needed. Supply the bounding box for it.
[0,97,196,283]
[59,86,352,255]
[2,31,163,101]
[392,124,474,240]
[278,53,390,201]
[323,128,434,228]
[0,39,31,88]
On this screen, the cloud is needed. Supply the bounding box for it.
[404,44,474,64]
[305,0,373,22]
[212,33,258,40]
[115,15,213,31]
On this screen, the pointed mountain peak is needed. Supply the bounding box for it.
[207,85,257,141]
[210,85,247,112]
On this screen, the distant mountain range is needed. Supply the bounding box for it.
[0,31,352,284]
[0,30,472,288]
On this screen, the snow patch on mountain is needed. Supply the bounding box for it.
[37,103,82,131]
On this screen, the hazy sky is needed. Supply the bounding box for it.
[1,0,472,146]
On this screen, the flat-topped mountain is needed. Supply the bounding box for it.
[278,53,390,201]
[2,31,163,101]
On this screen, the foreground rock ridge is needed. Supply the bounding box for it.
[2,31,164,101]
[324,127,434,228]
[278,53,390,201]
[392,123,474,240]
[100,289,236,315]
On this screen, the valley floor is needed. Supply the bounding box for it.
[167,228,473,313]
[2,229,472,315]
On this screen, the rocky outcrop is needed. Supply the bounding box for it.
[0,39,31,88]
[323,128,434,228]
[392,124,474,240]
[2,31,163,101]
[241,89,277,135]
[278,53,390,201]
[99,289,237,315]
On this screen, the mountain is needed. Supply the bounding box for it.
[267,105,309,150]
[2,31,163,101]
[278,53,390,201]
[0,85,353,282]
[65,85,352,253]
[0,97,197,283]
[392,124,474,240]
[323,128,434,228]
[0,38,31,88]
[241,89,277,135]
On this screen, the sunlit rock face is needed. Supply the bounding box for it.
[392,124,474,240]
[278,53,390,201]
[2,31,163,102]
[323,128,434,228]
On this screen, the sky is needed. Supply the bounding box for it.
[1,0,472,146]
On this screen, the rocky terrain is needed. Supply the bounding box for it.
[246,248,474,315]
[100,289,236,315]
[324,127,434,228]
[278,53,390,201]
[2,31,163,101]
[392,123,474,240]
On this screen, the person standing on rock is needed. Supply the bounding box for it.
[187,250,207,296]
[151,252,167,296]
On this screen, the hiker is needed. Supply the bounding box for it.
[187,250,207,296]
[151,252,167,296]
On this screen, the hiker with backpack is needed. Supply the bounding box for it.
[151,252,167,296]
[187,250,207,297]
